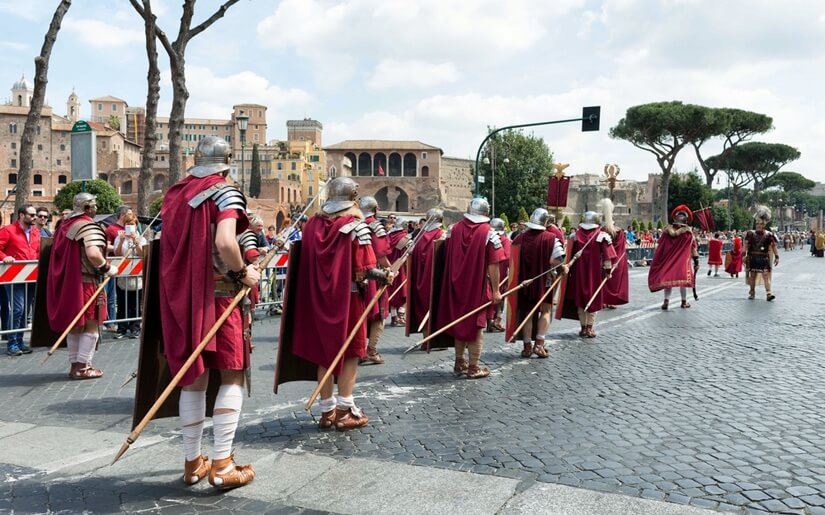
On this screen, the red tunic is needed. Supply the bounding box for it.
[512,229,557,305]
[725,236,743,274]
[707,238,723,265]
[648,225,696,291]
[387,229,408,309]
[291,215,376,373]
[364,215,390,322]
[487,233,511,319]
[46,215,107,332]
[409,228,442,327]
[565,227,616,313]
[433,219,506,342]
[159,175,248,387]
[603,229,629,306]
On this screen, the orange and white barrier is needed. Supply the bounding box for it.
[0,257,144,285]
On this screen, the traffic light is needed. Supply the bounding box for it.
[581,106,600,132]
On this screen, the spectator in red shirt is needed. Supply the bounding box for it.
[104,205,131,331]
[0,204,41,355]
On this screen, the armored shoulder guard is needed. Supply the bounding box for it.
[354,221,372,246]
[67,221,106,248]
[189,183,246,214]
[368,220,387,238]
[237,230,259,254]
[395,234,411,250]
[596,231,613,244]
[487,229,503,249]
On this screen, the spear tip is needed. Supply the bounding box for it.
[111,442,130,465]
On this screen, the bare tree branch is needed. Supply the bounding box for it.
[189,0,242,40]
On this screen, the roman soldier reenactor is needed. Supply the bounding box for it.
[405,208,444,338]
[358,196,391,364]
[600,199,629,309]
[47,192,115,380]
[744,205,779,301]
[649,204,699,310]
[430,198,507,379]
[274,177,393,431]
[707,232,724,277]
[486,217,511,333]
[158,136,260,489]
[386,223,410,326]
[508,208,565,357]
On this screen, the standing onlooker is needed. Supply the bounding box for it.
[250,217,267,248]
[265,225,278,247]
[35,208,52,238]
[113,212,146,339]
[0,205,41,356]
[105,205,132,331]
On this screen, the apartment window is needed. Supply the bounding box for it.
[36,125,41,135]
[9,123,16,134]
[33,174,42,185]
[112,103,117,112]
[9,173,17,183]
[253,133,259,142]
[329,166,336,177]
[258,110,262,117]
[422,152,428,160]
[291,162,296,171]
[310,155,320,162]
[33,190,43,197]
[98,103,103,111]
[37,144,43,151]
[10,159,17,168]
[58,174,67,184]
[277,162,283,170]
[161,155,165,162]
[121,180,133,195]
[101,140,107,149]
[60,143,65,151]
[10,142,16,149]
[56,159,62,165]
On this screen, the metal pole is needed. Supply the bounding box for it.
[241,140,246,194]
[491,144,496,217]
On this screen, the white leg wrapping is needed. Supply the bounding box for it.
[680,287,687,301]
[336,395,355,409]
[212,384,243,461]
[66,333,80,363]
[319,396,336,413]
[179,390,206,462]
[664,288,673,300]
[76,332,98,365]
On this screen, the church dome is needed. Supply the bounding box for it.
[13,75,30,90]
[68,89,78,100]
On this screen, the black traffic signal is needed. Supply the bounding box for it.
[581,106,601,132]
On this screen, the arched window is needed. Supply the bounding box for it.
[121,180,133,195]
[153,175,165,190]
[403,153,416,177]
[358,152,371,177]
[388,153,402,176]
[421,165,429,177]
[329,165,337,177]
[373,152,387,176]
[17,95,22,106]
[344,152,356,174]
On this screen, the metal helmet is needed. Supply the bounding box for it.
[321,176,359,215]
[359,195,378,215]
[490,218,506,233]
[70,192,97,218]
[189,136,232,178]
[580,211,600,229]
[526,208,550,231]
[464,197,490,223]
[423,208,443,231]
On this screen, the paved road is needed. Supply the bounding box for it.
[1,248,823,514]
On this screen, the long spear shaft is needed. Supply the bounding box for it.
[415,274,507,335]
[583,250,625,311]
[387,278,407,303]
[507,273,563,343]
[41,210,161,365]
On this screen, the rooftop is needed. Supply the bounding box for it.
[324,140,443,153]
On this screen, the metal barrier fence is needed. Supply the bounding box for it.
[626,241,735,264]
[0,257,144,340]
[256,252,289,313]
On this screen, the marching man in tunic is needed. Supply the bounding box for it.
[743,205,779,301]
[431,198,506,379]
[707,232,723,277]
[486,217,511,333]
[159,136,260,489]
[358,196,392,364]
[405,208,444,338]
[47,193,115,380]
[648,205,699,310]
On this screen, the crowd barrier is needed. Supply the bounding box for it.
[625,241,735,264]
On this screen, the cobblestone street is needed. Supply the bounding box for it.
[2,249,824,514]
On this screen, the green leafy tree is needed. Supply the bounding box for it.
[668,170,714,213]
[54,179,122,214]
[656,219,663,229]
[562,215,572,233]
[498,212,509,230]
[107,114,121,131]
[517,207,529,223]
[765,171,815,193]
[632,219,639,232]
[149,195,163,217]
[708,142,801,203]
[249,143,261,198]
[647,221,653,231]
[692,108,773,187]
[610,101,712,222]
[477,128,554,223]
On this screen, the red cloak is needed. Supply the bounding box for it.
[387,229,408,309]
[406,227,442,335]
[563,227,615,313]
[603,229,629,306]
[511,229,557,305]
[433,219,505,342]
[708,238,723,265]
[648,225,696,292]
[159,175,248,387]
[47,215,103,332]
[725,236,743,274]
[364,215,390,321]
[290,215,375,373]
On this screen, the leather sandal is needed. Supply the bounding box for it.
[680,300,691,309]
[579,326,587,337]
[319,409,337,429]
[335,406,369,431]
[466,364,490,379]
[532,342,549,358]
[208,453,255,489]
[491,319,505,332]
[767,293,776,301]
[359,349,384,365]
[182,455,211,485]
[453,358,469,376]
[521,342,533,358]
[586,326,597,338]
[661,299,669,310]
[70,365,103,380]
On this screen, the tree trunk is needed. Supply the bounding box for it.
[166,43,189,185]
[15,0,72,211]
[136,0,160,216]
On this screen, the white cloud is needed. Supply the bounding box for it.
[0,0,53,21]
[0,41,26,51]
[366,60,459,90]
[63,17,144,48]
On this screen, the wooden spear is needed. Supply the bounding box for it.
[583,250,625,311]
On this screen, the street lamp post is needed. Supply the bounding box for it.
[473,107,600,196]
[483,152,509,217]
[237,113,249,194]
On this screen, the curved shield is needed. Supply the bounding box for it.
[555,242,577,320]
[30,237,62,348]
[425,240,453,350]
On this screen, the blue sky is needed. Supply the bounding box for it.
[1,0,824,184]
